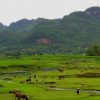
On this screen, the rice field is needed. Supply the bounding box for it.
[0,54,100,100]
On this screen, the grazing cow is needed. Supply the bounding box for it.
[26,78,31,83]
[58,66,64,72]
[15,92,28,100]
[9,89,28,100]
[59,75,64,79]
[58,68,64,72]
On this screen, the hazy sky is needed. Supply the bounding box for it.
[0,0,99,25]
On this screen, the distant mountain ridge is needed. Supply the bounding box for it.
[0,6,100,54]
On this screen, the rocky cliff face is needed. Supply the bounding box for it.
[85,7,100,18]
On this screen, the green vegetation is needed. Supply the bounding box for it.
[0,54,100,100]
[0,7,100,54]
[86,45,100,56]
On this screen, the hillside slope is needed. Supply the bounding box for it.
[0,6,100,54]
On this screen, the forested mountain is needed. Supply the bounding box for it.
[0,6,100,54]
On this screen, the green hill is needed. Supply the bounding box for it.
[0,6,100,54]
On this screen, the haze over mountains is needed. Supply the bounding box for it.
[0,6,100,54]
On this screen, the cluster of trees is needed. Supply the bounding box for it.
[86,45,100,56]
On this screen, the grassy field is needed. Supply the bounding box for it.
[0,54,100,100]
